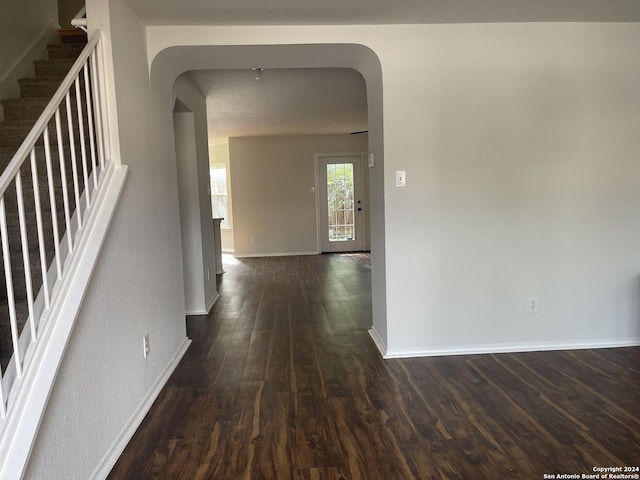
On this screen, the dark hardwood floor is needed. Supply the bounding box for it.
[108,253,640,479]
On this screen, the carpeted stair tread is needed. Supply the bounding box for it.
[0,248,50,298]
[0,356,10,371]
[46,44,85,60]
[17,77,87,99]
[0,300,31,365]
[18,77,70,98]
[1,98,50,122]
[0,145,94,174]
[33,59,75,78]
[0,119,92,147]
[0,299,31,328]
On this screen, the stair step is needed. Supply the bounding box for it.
[2,219,67,262]
[18,77,65,98]
[0,98,50,122]
[0,121,41,146]
[0,94,87,126]
[47,44,85,60]
[0,188,66,297]
[0,145,93,173]
[34,59,75,79]
[0,300,30,359]
[0,244,50,292]
[0,119,92,147]
[58,28,88,45]
[17,77,88,101]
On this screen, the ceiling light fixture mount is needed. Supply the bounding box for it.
[251,67,264,80]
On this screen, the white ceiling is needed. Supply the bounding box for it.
[127,0,640,25]
[154,0,639,144]
[186,68,368,144]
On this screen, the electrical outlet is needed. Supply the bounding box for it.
[143,335,150,358]
[527,296,538,313]
[396,170,406,187]
[251,235,258,244]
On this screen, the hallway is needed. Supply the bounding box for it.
[108,254,640,479]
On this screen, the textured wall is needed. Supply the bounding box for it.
[174,76,218,314]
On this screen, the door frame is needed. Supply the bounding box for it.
[315,152,370,253]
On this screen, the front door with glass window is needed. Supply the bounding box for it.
[317,154,365,252]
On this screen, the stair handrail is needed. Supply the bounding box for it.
[70,6,88,33]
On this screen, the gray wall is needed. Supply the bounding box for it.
[173,75,218,314]
[58,0,85,27]
[0,0,58,120]
[229,134,369,257]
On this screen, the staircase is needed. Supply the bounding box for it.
[0,22,129,478]
[0,29,88,371]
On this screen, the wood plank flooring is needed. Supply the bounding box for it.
[108,254,640,479]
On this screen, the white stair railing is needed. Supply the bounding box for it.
[0,25,112,460]
[70,6,88,33]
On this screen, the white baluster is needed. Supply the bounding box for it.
[30,149,50,310]
[83,62,99,191]
[43,128,63,280]
[90,50,106,174]
[0,197,22,378]
[75,75,91,209]
[55,108,73,255]
[15,171,36,342]
[65,91,82,230]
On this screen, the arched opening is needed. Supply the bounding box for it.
[151,42,387,349]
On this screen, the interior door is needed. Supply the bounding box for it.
[318,154,365,252]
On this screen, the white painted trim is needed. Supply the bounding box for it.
[206,292,220,313]
[368,327,387,357]
[89,337,191,480]
[0,165,128,480]
[382,337,640,359]
[233,250,320,258]
[186,292,220,316]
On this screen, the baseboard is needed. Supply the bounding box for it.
[234,251,319,258]
[185,293,220,316]
[206,292,220,313]
[382,337,640,359]
[89,337,191,480]
[368,327,388,357]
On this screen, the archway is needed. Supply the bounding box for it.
[150,43,387,348]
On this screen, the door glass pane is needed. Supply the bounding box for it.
[210,163,229,227]
[326,163,355,242]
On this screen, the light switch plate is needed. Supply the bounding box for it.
[368,153,375,168]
